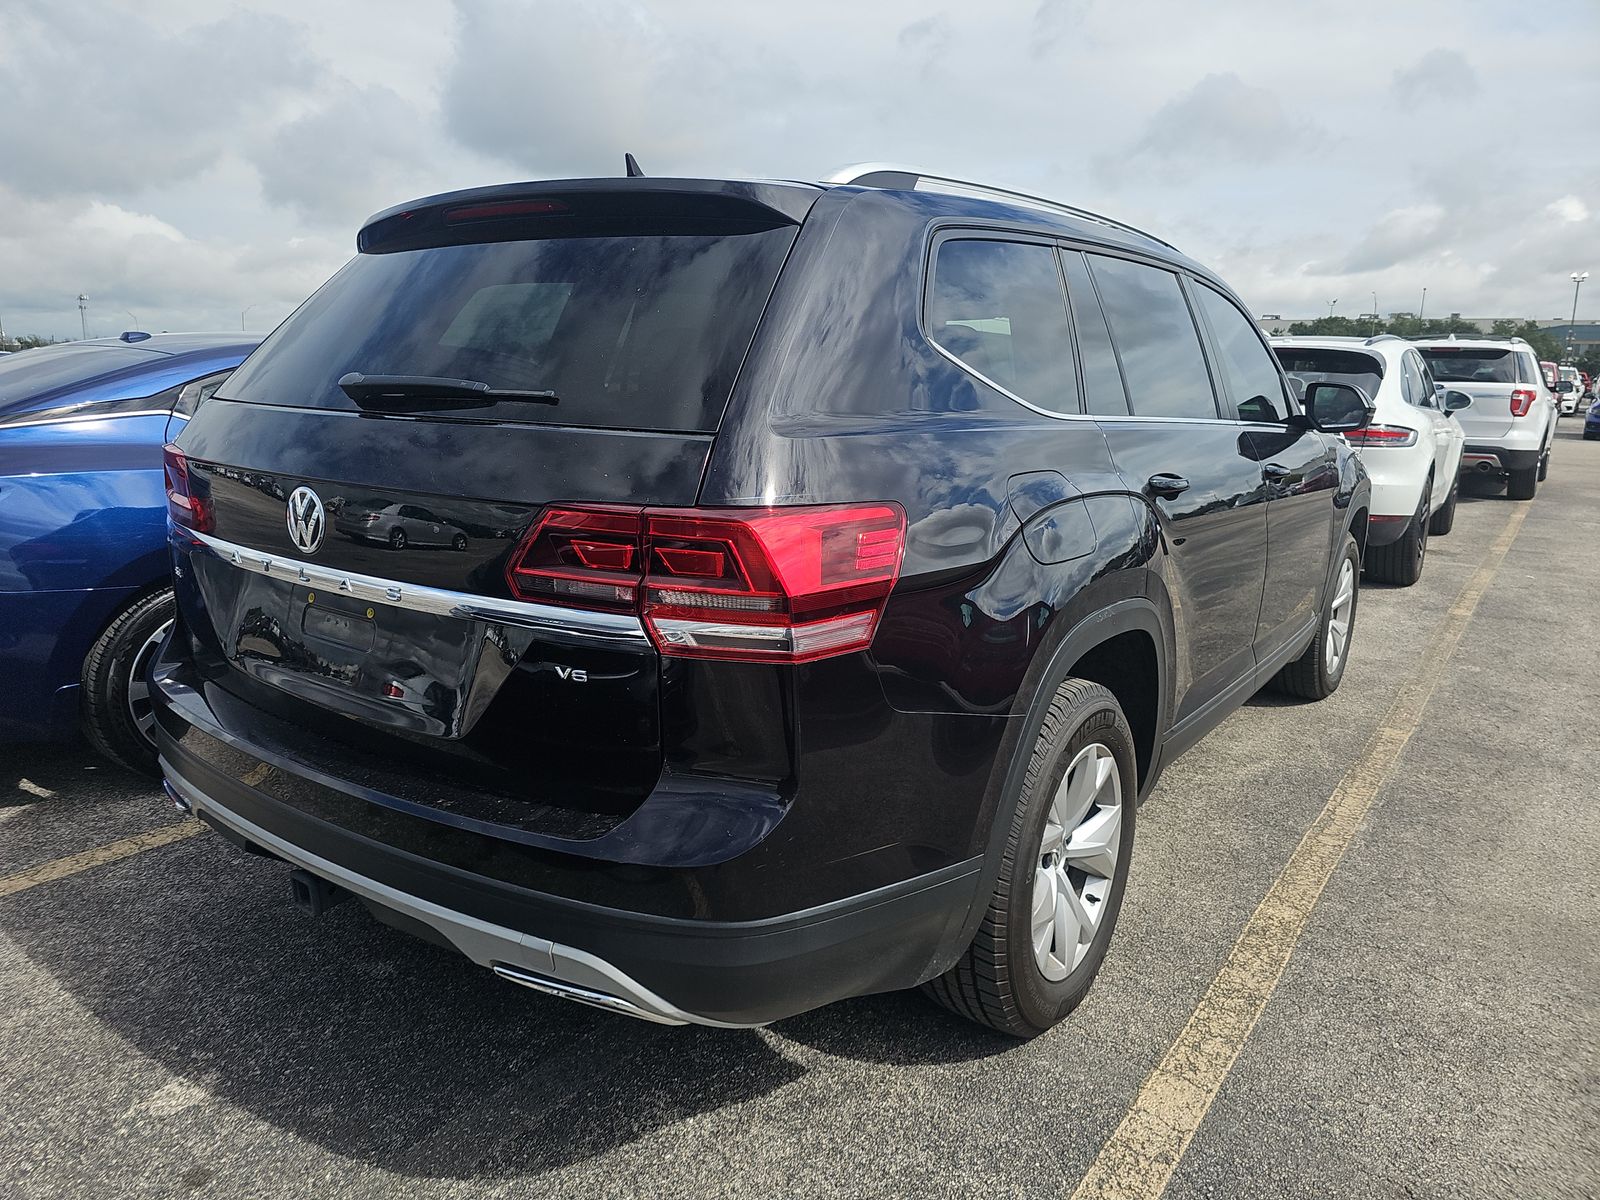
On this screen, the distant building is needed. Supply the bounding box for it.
[1540,322,1600,359]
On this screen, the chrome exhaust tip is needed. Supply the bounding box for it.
[163,778,192,814]
[491,963,687,1026]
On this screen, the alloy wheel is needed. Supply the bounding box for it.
[126,618,174,748]
[1325,557,1355,675]
[1032,742,1123,981]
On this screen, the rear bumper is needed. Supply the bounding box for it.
[1460,444,1539,474]
[152,657,984,1027]
[159,751,979,1026]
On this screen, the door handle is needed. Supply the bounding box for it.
[1146,473,1190,499]
[1262,463,1292,481]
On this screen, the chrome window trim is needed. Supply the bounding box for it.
[187,529,650,645]
[0,408,174,432]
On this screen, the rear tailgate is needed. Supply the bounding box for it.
[1417,346,1522,440]
[169,185,807,821]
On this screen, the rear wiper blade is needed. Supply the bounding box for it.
[336,373,560,407]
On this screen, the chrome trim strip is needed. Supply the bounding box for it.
[188,529,650,644]
[0,408,174,432]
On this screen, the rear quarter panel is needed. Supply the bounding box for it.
[0,414,172,739]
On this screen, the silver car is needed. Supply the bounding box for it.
[334,501,469,550]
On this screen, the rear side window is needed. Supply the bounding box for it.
[926,239,1076,413]
[1418,347,1521,385]
[217,228,798,433]
[1087,256,1218,420]
[1400,353,1432,406]
[1061,252,1129,416]
[1193,286,1289,422]
[1272,347,1384,405]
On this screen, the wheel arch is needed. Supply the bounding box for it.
[931,596,1174,984]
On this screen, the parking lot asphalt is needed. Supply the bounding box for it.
[3,425,1596,1200]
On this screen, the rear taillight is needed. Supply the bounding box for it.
[1509,389,1537,417]
[162,443,213,533]
[1343,424,1418,447]
[506,503,907,664]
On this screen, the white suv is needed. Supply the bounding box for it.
[1273,335,1465,586]
[1555,365,1582,416]
[1412,336,1556,500]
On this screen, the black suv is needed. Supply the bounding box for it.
[153,166,1372,1037]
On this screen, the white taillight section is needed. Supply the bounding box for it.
[505,503,907,664]
[1344,424,1418,447]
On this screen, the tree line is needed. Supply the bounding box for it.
[1282,314,1597,376]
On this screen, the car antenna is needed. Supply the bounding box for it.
[625,152,645,178]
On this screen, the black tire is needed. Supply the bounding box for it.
[1271,534,1359,700]
[452,534,468,551]
[1365,485,1428,587]
[1536,448,1550,483]
[1584,431,1598,441]
[389,527,407,549]
[1506,463,1537,500]
[80,589,176,777]
[923,678,1137,1038]
[1428,476,1458,536]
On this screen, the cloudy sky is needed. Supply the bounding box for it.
[2,0,1596,341]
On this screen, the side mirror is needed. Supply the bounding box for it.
[1304,380,1374,433]
[1443,390,1472,413]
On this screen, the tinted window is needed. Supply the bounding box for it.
[1194,286,1288,422]
[1418,347,1520,384]
[1061,251,1129,416]
[218,228,798,432]
[926,239,1076,412]
[1273,347,1384,406]
[1413,353,1439,400]
[1087,256,1217,419]
[0,344,160,414]
[1400,353,1432,407]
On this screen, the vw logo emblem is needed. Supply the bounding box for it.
[286,486,325,555]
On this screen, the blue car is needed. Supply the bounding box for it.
[1,332,261,773]
[1585,398,1600,440]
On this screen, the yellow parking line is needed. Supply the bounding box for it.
[1070,504,1531,1200]
[0,820,206,899]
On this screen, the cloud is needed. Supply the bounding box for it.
[254,84,451,228]
[1,0,1597,340]
[1392,47,1478,106]
[1547,196,1589,224]
[1311,205,1450,275]
[0,3,315,198]
[1117,73,1319,171]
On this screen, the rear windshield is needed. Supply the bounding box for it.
[218,229,798,432]
[1418,347,1524,384]
[0,344,159,414]
[1272,348,1384,402]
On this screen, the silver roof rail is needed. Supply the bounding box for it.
[1364,334,1406,345]
[824,162,1177,250]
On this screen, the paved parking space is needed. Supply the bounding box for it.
[3,425,1596,1200]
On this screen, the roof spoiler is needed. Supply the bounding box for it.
[357,178,819,254]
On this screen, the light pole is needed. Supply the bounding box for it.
[1419,287,1427,322]
[1568,272,1588,362]
[77,294,89,340]
[1328,298,1338,319]
[241,304,259,331]
[1371,291,1379,335]
[125,310,138,330]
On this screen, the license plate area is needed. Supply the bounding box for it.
[301,596,376,652]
